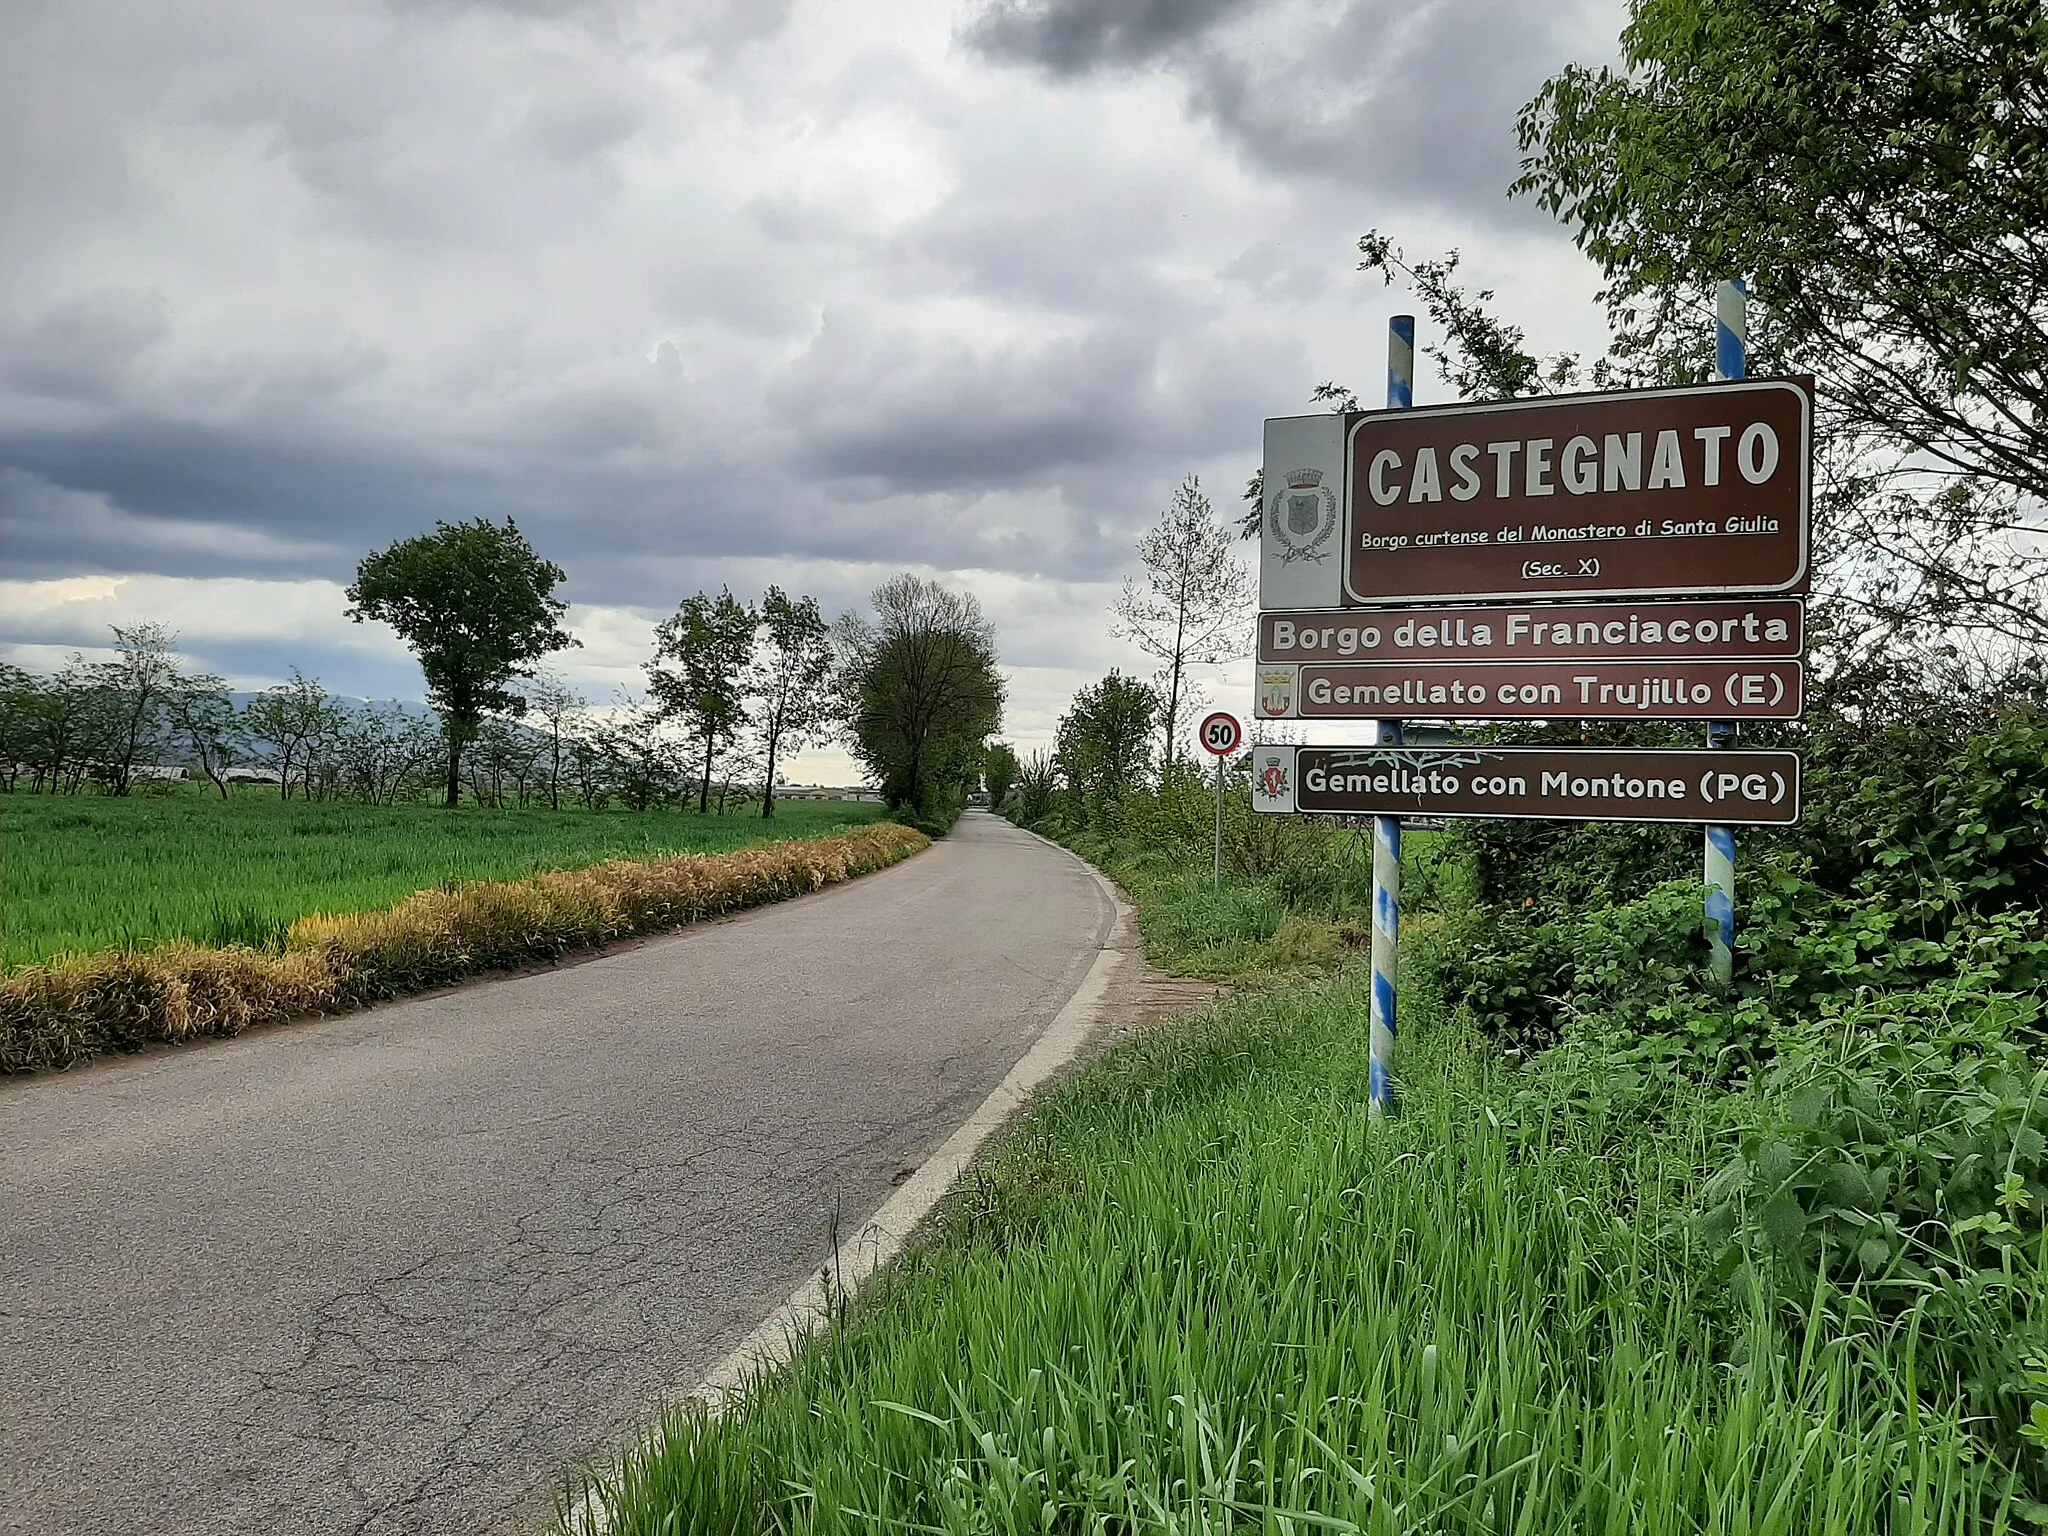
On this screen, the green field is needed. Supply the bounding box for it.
[1,791,888,968]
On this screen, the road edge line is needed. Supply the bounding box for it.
[564,826,1130,1532]
[688,844,1130,1408]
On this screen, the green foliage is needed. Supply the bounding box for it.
[0,790,887,969]
[1516,0,2048,645]
[982,741,1020,812]
[840,574,1005,830]
[1354,232,1586,400]
[577,979,2023,1535]
[1700,994,2047,1476]
[1054,670,1160,836]
[649,588,759,814]
[1010,747,1057,825]
[346,517,577,805]
[750,586,837,820]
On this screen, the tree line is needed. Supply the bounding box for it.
[5,518,1006,829]
[976,475,1253,831]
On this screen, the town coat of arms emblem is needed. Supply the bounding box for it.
[1255,750,1292,808]
[1257,666,1298,719]
[1266,468,1338,563]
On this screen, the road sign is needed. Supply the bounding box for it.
[1197,711,1242,756]
[1259,658,1803,721]
[1257,598,1804,664]
[1258,379,1813,610]
[1248,744,1801,826]
[1347,379,1811,602]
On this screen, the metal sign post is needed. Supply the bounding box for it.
[1370,315,1414,1122]
[1198,711,1242,890]
[1706,279,1748,988]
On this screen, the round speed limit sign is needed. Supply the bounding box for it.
[1198,711,1242,757]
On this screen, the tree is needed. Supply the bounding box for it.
[983,741,1020,812]
[1515,0,2048,649]
[647,588,757,814]
[90,622,184,795]
[1013,747,1058,825]
[166,675,241,799]
[1113,476,1254,777]
[0,664,42,792]
[523,671,585,811]
[748,586,835,819]
[12,657,111,793]
[1056,671,1160,833]
[333,704,439,805]
[839,574,1005,827]
[597,694,690,811]
[243,671,340,800]
[346,518,577,807]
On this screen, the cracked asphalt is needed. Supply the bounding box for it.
[0,812,1113,1536]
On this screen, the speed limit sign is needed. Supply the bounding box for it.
[1198,711,1242,757]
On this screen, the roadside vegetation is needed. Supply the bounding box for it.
[2,820,927,1074]
[2,791,888,969]
[2,543,1001,1066]
[571,700,2045,1535]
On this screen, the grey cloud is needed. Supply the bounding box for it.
[0,414,527,584]
[0,471,346,572]
[1186,0,1572,215]
[967,0,1598,226]
[770,318,1155,491]
[383,0,793,60]
[961,0,1253,74]
[5,287,169,402]
[515,95,646,161]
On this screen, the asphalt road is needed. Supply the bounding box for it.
[0,812,1113,1536]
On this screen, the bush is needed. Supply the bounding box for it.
[0,823,929,1073]
[1699,990,2048,1481]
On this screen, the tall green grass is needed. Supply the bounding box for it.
[573,967,2023,1534]
[1,791,886,968]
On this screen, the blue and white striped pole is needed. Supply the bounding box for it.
[1369,314,1414,1119]
[1705,280,1745,988]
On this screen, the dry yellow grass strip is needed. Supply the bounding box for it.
[1,822,929,1075]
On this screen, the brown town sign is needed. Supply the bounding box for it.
[1343,378,1812,604]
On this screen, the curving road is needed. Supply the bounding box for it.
[0,812,1114,1536]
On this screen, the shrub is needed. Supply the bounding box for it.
[1699,990,2048,1484]
[0,823,928,1073]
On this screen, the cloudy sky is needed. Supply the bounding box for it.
[3,0,1624,783]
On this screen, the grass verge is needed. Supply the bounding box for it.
[1,821,928,1075]
[2,792,888,969]
[570,847,2031,1534]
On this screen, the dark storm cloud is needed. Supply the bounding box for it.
[1186,0,1568,211]
[961,0,1253,73]
[2,420,501,583]
[965,0,1592,227]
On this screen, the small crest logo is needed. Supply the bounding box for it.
[1266,467,1337,563]
[1258,666,1298,718]
[1257,752,1290,803]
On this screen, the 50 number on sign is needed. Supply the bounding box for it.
[1199,712,1242,756]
